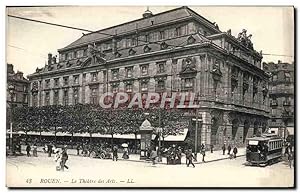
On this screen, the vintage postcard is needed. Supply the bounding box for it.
[6,5,295,188]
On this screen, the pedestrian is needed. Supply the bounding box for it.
[33,143,38,157]
[150,148,158,165]
[61,147,69,171]
[26,143,31,157]
[48,143,53,157]
[112,145,118,161]
[233,146,238,158]
[227,144,232,155]
[210,144,214,153]
[54,149,62,171]
[201,146,206,162]
[122,146,129,159]
[222,144,226,155]
[76,144,80,156]
[186,149,195,168]
[288,151,294,168]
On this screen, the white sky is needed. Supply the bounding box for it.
[6,6,294,76]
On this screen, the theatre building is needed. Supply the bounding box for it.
[27,6,270,148]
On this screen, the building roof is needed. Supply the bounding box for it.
[59,6,219,51]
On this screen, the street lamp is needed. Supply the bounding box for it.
[8,84,15,154]
[192,109,202,159]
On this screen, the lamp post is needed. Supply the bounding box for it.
[8,84,15,154]
[192,108,202,159]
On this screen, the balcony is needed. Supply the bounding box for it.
[269,88,294,95]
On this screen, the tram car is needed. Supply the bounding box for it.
[246,133,283,166]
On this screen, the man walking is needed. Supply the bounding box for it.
[48,143,53,157]
[76,144,80,156]
[112,145,118,161]
[186,149,195,168]
[150,148,158,165]
[233,146,238,158]
[26,143,31,157]
[201,145,206,162]
[210,144,214,153]
[61,147,69,171]
[222,144,226,155]
[227,144,232,155]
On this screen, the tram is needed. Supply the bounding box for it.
[246,133,283,166]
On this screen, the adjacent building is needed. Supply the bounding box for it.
[263,61,294,138]
[7,63,29,127]
[27,6,270,148]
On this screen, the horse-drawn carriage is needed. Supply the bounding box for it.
[89,147,112,159]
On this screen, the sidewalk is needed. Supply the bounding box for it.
[20,145,246,165]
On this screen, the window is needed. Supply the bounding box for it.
[157,80,165,91]
[157,62,166,73]
[45,92,50,106]
[73,88,79,105]
[23,94,27,103]
[54,78,59,87]
[140,65,149,76]
[53,91,59,105]
[91,72,98,82]
[45,79,50,88]
[112,69,119,80]
[272,74,278,81]
[73,75,79,85]
[67,52,74,60]
[141,81,148,92]
[59,53,66,61]
[83,74,86,83]
[112,85,119,93]
[63,90,69,106]
[76,50,84,58]
[126,67,133,78]
[184,78,193,88]
[63,77,69,86]
[159,31,165,40]
[125,83,133,92]
[33,94,38,107]
[284,72,291,81]
[23,85,27,92]
[91,88,98,105]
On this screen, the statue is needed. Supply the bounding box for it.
[87,44,106,64]
[236,29,254,50]
[227,29,231,35]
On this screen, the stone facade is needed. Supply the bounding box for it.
[263,61,294,138]
[27,6,270,149]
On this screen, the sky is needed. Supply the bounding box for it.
[6,6,294,76]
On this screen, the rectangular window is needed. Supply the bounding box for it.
[76,50,84,58]
[53,91,59,105]
[126,67,133,78]
[73,89,79,105]
[73,75,79,85]
[33,94,38,107]
[23,94,27,103]
[157,80,165,91]
[159,31,165,40]
[54,78,59,87]
[63,77,69,86]
[112,69,119,80]
[141,82,148,92]
[91,72,98,82]
[67,52,73,60]
[185,78,193,88]
[125,84,133,92]
[45,79,50,88]
[157,61,166,73]
[140,65,149,76]
[63,90,69,106]
[45,92,50,106]
[112,85,119,93]
[90,88,98,105]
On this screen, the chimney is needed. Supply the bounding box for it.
[7,63,14,74]
[278,60,281,64]
[48,53,52,65]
